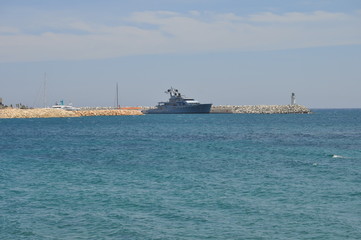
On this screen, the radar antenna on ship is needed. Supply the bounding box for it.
[174,89,181,97]
[165,88,172,96]
[166,87,180,97]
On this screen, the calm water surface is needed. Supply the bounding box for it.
[1,109,361,239]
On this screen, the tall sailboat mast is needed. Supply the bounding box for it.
[43,72,47,108]
[116,83,119,109]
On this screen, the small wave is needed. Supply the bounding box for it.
[331,154,346,159]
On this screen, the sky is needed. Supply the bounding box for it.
[0,0,360,108]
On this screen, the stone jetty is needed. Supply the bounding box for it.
[211,105,311,114]
[75,109,142,117]
[0,105,311,118]
[0,108,143,119]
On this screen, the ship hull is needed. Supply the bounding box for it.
[143,104,212,114]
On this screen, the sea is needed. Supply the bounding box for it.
[1,109,361,240]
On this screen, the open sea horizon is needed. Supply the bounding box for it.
[1,109,361,239]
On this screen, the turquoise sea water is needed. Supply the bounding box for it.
[1,109,361,239]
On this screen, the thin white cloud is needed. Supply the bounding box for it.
[215,13,244,22]
[249,11,348,22]
[0,10,360,62]
[189,10,201,17]
[68,21,96,33]
[0,26,20,34]
[128,11,181,25]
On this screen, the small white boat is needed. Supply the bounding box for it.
[52,100,80,111]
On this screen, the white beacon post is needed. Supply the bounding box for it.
[291,93,296,105]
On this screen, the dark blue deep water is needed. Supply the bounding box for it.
[1,109,361,239]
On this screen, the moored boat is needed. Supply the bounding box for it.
[52,100,80,111]
[142,88,212,114]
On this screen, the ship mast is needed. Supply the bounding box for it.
[116,82,119,108]
[43,72,47,108]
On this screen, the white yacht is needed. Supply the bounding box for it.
[52,100,80,111]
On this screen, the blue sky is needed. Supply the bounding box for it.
[1,0,360,108]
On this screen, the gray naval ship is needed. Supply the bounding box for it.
[142,88,212,114]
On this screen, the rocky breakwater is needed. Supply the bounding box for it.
[0,108,77,118]
[76,109,142,117]
[211,104,311,114]
[0,108,143,119]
